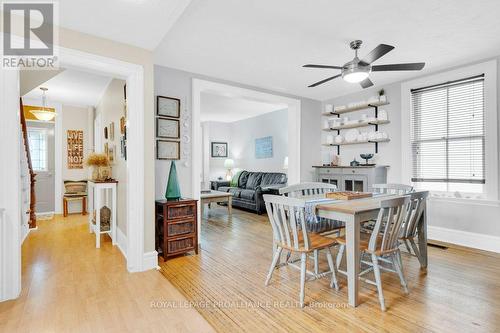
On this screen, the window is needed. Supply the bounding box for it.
[410,75,485,194]
[28,128,48,171]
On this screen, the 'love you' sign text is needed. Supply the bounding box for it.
[67,130,84,169]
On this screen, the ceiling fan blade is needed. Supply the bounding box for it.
[303,64,343,69]
[360,77,374,89]
[308,74,342,87]
[360,44,394,65]
[371,63,425,71]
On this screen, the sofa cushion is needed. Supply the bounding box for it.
[261,173,287,186]
[240,189,255,201]
[245,172,263,190]
[238,171,249,188]
[227,187,241,198]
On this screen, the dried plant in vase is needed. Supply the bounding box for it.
[86,153,111,181]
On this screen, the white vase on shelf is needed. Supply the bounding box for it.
[378,109,388,120]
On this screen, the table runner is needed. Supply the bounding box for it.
[304,197,344,233]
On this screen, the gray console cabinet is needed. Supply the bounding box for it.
[313,166,388,192]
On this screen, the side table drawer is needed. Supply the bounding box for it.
[166,219,195,237]
[167,203,196,219]
[166,235,196,255]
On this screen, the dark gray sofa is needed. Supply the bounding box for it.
[214,171,287,214]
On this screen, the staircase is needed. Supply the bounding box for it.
[19,98,36,230]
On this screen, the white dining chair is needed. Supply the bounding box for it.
[372,183,414,195]
[279,182,344,275]
[263,194,340,308]
[362,183,414,233]
[336,195,411,311]
[400,191,429,266]
[279,182,338,198]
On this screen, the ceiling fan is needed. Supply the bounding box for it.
[303,40,425,89]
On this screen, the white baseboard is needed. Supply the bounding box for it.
[428,226,500,253]
[116,227,127,259]
[116,228,158,271]
[142,251,159,271]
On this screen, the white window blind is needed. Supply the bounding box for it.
[410,74,485,186]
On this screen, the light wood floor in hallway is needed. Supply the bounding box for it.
[0,214,215,333]
[160,206,500,333]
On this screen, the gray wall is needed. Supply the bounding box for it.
[95,79,128,236]
[322,83,402,183]
[204,109,288,180]
[154,65,322,200]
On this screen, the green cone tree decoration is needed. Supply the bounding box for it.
[165,161,181,200]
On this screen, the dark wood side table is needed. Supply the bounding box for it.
[155,198,198,260]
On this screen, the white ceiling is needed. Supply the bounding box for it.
[58,0,192,50]
[23,69,112,107]
[201,92,286,123]
[155,0,500,100]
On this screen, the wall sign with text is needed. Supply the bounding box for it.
[67,130,84,169]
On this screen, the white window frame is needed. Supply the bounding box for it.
[401,60,498,200]
[27,127,49,172]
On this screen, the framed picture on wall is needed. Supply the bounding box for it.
[120,116,126,134]
[156,118,180,139]
[120,136,127,160]
[108,144,116,164]
[255,136,273,159]
[157,140,180,160]
[211,142,228,158]
[109,122,115,140]
[157,96,180,118]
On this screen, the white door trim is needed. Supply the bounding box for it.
[0,68,22,301]
[55,46,146,272]
[1,39,148,302]
[191,78,301,242]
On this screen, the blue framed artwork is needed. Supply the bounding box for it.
[255,136,273,159]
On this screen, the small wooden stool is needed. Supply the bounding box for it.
[63,196,87,217]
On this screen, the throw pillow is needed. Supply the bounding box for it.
[230,171,242,187]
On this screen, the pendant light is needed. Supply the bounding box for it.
[30,87,57,121]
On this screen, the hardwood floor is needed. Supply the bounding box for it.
[160,206,500,333]
[0,214,215,333]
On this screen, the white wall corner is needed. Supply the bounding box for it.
[428,226,500,254]
[142,251,159,271]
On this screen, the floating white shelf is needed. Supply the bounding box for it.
[322,100,389,116]
[322,138,391,147]
[322,119,390,131]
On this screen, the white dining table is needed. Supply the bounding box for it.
[313,194,428,307]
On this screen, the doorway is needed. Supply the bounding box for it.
[192,79,301,241]
[1,44,147,302]
[26,122,55,214]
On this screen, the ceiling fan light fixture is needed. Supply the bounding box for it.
[342,71,369,83]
